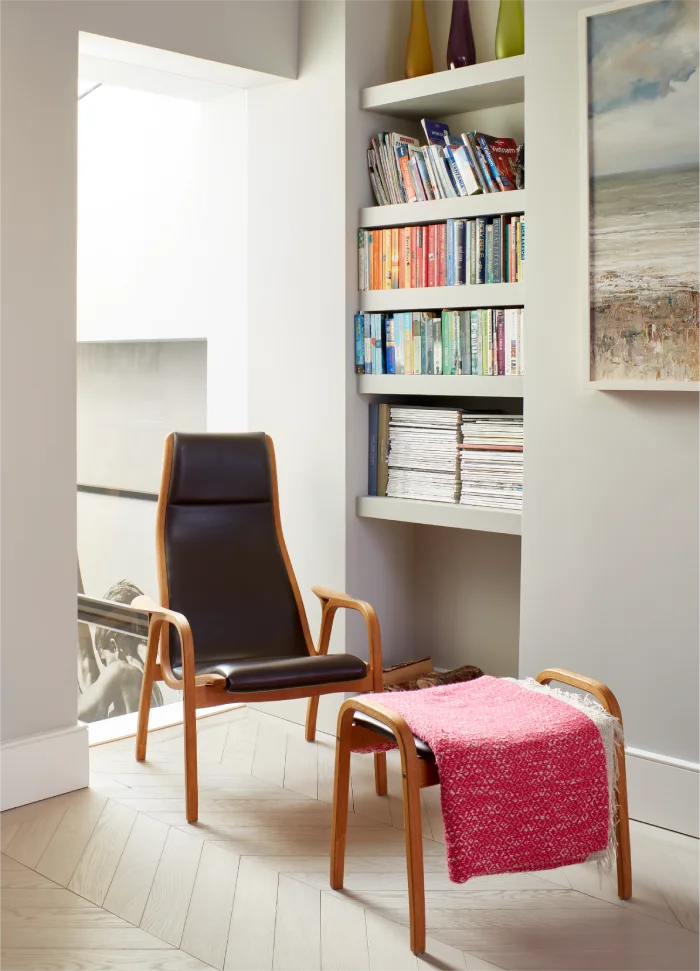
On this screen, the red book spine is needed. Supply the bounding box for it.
[437,224,447,287]
[416,226,424,288]
[398,229,406,289]
[427,224,436,288]
[410,226,417,289]
[497,309,505,375]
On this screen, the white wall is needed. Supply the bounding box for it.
[0,0,297,809]
[519,0,699,832]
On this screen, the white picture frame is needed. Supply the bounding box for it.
[580,0,699,391]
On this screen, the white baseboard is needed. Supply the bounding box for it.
[1,722,89,811]
[626,748,699,837]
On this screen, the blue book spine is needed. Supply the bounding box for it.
[366,315,371,373]
[520,216,525,278]
[493,218,502,284]
[374,314,384,374]
[470,310,479,374]
[368,402,379,496]
[455,220,466,286]
[446,219,454,287]
[385,317,396,374]
[476,218,486,284]
[354,314,364,373]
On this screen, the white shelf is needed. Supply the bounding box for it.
[357,374,523,397]
[359,283,523,312]
[357,496,522,535]
[361,56,525,120]
[360,191,526,229]
[589,380,700,393]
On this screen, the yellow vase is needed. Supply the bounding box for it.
[405,0,433,79]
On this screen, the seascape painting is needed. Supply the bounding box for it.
[586,0,699,385]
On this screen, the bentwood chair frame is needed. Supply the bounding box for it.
[123,433,386,823]
[330,668,632,955]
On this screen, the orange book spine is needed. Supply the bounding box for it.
[383,228,392,289]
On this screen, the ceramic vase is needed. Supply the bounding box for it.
[405,0,433,79]
[447,0,476,70]
[495,0,524,59]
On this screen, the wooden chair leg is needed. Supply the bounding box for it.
[135,619,160,762]
[305,696,319,742]
[615,739,632,899]
[374,751,388,796]
[182,660,198,824]
[330,706,355,890]
[401,745,426,954]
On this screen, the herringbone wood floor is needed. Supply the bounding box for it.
[2,706,698,971]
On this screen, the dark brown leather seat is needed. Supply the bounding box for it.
[172,654,368,692]
[352,709,435,762]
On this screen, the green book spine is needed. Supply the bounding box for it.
[481,310,488,375]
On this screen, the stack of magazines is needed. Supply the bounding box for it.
[459,415,523,509]
[367,120,524,206]
[387,407,463,503]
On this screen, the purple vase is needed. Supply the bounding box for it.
[447,0,476,70]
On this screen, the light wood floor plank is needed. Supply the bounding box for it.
[0,948,214,970]
[417,935,468,970]
[4,797,70,869]
[36,789,108,887]
[252,723,288,788]
[141,827,203,947]
[103,813,169,926]
[272,874,321,971]
[225,857,279,971]
[68,801,136,905]
[365,911,418,971]
[320,891,369,970]
[181,842,240,970]
[221,718,259,775]
[284,735,318,799]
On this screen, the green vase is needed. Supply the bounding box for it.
[495,0,524,59]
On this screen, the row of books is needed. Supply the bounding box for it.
[358,215,524,290]
[368,405,523,509]
[354,309,524,377]
[367,121,523,207]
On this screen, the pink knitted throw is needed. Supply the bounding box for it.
[358,676,611,883]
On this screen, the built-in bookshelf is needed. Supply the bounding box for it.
[356,57,526,536]
[360,283,523,313]
[360,189,526,228]
[357,495,522,535]
[357,374,524,397]
[361,56,525,119]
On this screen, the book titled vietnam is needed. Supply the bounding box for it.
[474,133,519,191]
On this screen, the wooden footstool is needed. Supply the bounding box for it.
[330,668,632,955]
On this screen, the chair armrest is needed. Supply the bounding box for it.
[536,668,622,724]
[312,586,383,692]
[129,596,222,689]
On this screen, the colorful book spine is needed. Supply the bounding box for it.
[391,228,399,289]
[476,218,486,284]
[455,220,466,286]
[403,226,411,289]
[421,313,429,374]
[427,224,436,288]
[413,313,422,375]
[355,314,364,373]
[470,310,479,374]
[485,223,494,284]
[363,313,371,373]
[433,317,442,374]
[469,133,499,193]
[437,223,446,288]
[368,402,378,496]
[385,316,396,374]
[377,403,390,497]
[410,227,417,289]
[403,314,414,374]
[493,218,502,285]
[446,218,454,287]
[496,309,505,375]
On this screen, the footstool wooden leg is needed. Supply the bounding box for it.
[401,745,426,954]
[331,705,355,890]
[374,751,388,796]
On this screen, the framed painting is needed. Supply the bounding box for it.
[581,0,699,390]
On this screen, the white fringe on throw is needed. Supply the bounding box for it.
[507,677,624,873]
